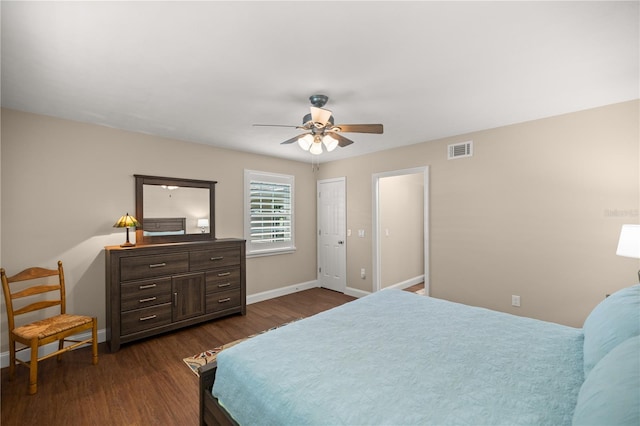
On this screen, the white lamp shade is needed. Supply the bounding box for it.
[616,224,640,259]
[310,106,332,125]
[197,218,209,228]
[297,134,313,151]
[309,141,323,155]
[322,134,339,152]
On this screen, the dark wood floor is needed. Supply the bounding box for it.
[404,283,424,293]
[1,288,355,425]
[1,284,424,425]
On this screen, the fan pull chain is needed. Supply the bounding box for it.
[310,154,320,172]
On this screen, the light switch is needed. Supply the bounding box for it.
[358,229,365,238]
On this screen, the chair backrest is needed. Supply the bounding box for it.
[0,261,66,332]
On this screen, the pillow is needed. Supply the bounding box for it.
[572,335,640,425]
[582,284,640,377]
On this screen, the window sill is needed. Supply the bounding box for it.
[246,247,297,258]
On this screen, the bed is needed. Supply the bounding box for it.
[199,285,640,425]
[142,217,186,236]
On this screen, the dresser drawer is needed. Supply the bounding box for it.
[121,277,172,312]
[120,253,188,281]
[206,289,241,314]
[205,267,241,294]
[190,247,241,271]
[121,304,172,335]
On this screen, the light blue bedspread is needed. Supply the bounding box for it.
[213,290,584,425]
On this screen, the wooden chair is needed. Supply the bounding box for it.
[0,261,98,394]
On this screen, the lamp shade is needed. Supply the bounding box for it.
[322,134,338,152]
[113,213,140,228]
[197,218,209,228]
[297,134,313,151]
[309,141,323,155]
[616,224,640,259]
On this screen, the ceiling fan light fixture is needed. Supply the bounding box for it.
[261,94,383,154]
[322,134,338,152]
[309,140,324,155]
[298,134,313,150]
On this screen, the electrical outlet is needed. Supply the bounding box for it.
[360,268,366,279]
[511,295,521,307]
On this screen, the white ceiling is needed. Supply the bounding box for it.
[2,1,638,163]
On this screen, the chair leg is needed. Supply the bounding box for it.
[91,319,98,365]
[57,339,64,362]
[28,339,38,395]
[8,337,16,381]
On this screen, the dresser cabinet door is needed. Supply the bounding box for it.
[172,272,206,321]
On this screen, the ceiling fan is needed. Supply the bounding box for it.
[253,94,383,155]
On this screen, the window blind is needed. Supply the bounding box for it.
[249,181,292,244]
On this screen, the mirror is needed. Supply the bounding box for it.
[135,175,217,244]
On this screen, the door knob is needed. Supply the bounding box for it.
[338,240,344,245]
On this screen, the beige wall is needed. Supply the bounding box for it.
[0,108,318,352]
[380,173,424,288]
[318,100,640,327]
[1,99,638,358]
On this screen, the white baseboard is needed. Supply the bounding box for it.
[248,281,373,302]
[0,328,107,369]
[345,287,371,298]
[346,275,424,298]
[383,275,425,291]
[247,280,319,305]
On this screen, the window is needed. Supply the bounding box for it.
[244,170,295,257]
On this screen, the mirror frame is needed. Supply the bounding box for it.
[135,174,217,245]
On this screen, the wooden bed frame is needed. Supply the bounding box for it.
[142,217,186,234]
[199,362,237,426]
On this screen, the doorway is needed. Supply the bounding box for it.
[372,167,429,294]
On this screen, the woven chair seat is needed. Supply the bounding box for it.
[13,313,93,340]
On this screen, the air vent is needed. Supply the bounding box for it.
[448,141,473,160]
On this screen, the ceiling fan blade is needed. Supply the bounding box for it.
[333,124,383,134]
[280,133,310,145]
[310,107,332,126]
[330,132,355,147]
[253,124,300,128]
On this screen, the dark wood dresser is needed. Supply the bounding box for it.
[105,239,245,352]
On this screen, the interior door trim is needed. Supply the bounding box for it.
[372,166,430,295]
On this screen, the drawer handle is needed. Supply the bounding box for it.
[217,272,231,277]
[218,282,231,288]
[139,297,157,303]
[149,263,167,268]
[139,283,157,290]
[139,315,157,321]
[210,256,224,261]
[218,297,231,303]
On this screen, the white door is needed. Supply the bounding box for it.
[318,178,346,293]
